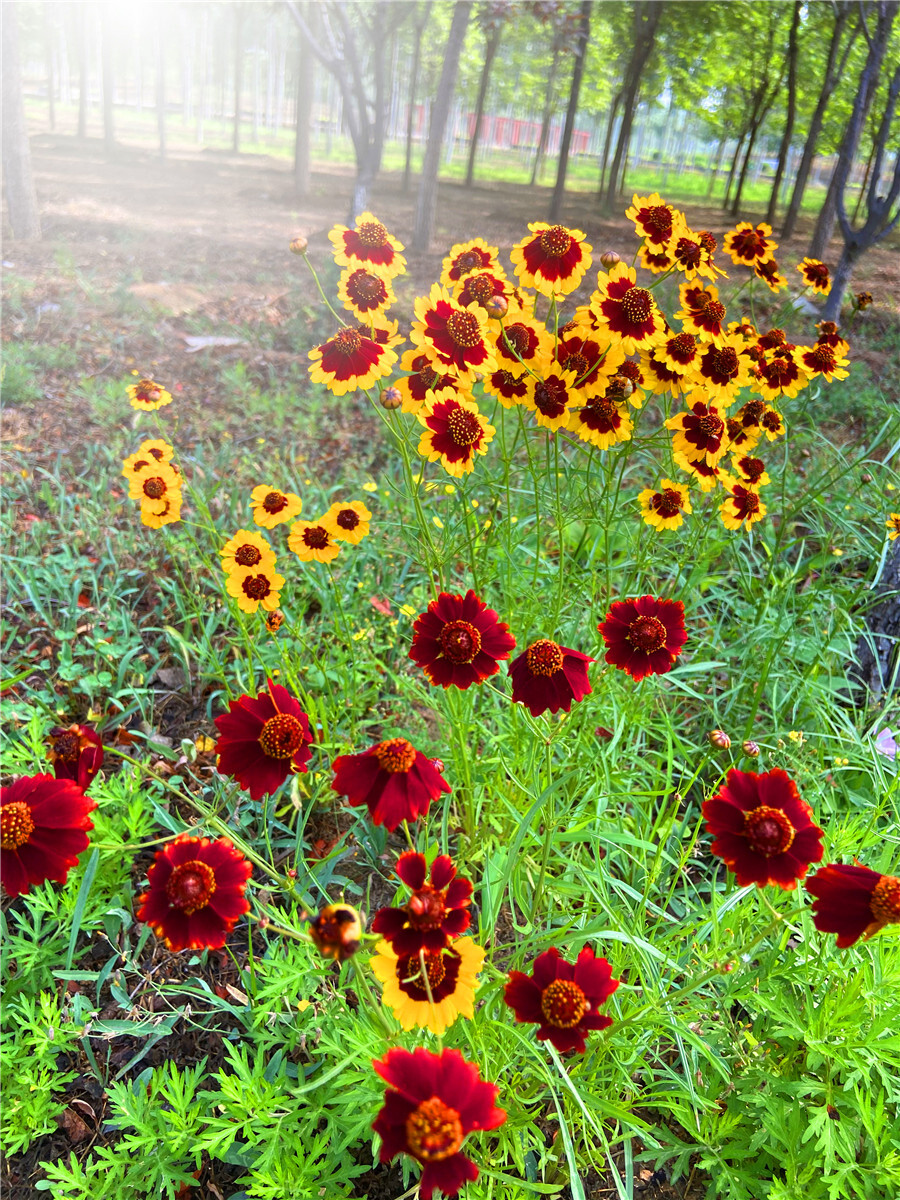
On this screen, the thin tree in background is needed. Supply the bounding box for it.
[100,0,115,154]
[156,4,166,160]
[781,0,857,239]
[294,1,314,197]
[549,0,591,222]
[465,1,510,188]
[233,4,244,152]
[404,1,432,192]
[602,1,661,215]
[727,10,785,216]
[2,0,42,239]
[809,0,894,260]
[77,2,88,138]
[413,0,472,252]
[765,0,802,226]
[531,2,577,188]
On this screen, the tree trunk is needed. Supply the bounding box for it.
[533,41,562,187]
[43,2,56,130]
[765,0,801,225]
[809,162,841,258]
[293,3,313,197]
[233,4,243,153]
[596,86,621,197]
[403,3,431,192]
[77,3,88,138]
[156,5,166,160]
[100,1,115,154]
[781,2,854,240]
[2,1,42,239]
[706,133,726,198]
[729,118,763,215]
[413,0,471,253]
[848,540,900,701]
[722,127,747,210]
[465,25,502,187]
[602,1,661,214]
[549,0,591,222]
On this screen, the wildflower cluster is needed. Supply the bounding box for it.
[121,434,182,528]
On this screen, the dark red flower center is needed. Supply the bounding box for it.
[53,730,81,762]
[259,713,307,759]
[405,1096,464,1163]
[675,237,702,268]
[135,379,162,402]
[732,229,766,258]
[166,859,217,914]
[741,400,765,426]
[143,477,166,500]
[446,407,482,447]
[698,231,717,254]
[446,310,481,348]
[263,491,288,513]
[242,574,273,600]
[526,639,563,676]
[1,801,34,851]
[336,508,360,530]
[652,489,683,518]
[418,364,439,389]
[503,323,531,356]
[759,329,786,350]
[706,347,738,377]
[461,274,496,306]
[697,412,724,438]
[806,345,835,372]
[619,361,642,384]
[642,205,673,240]
[627,615,667,653]
[732,489,762,518]
[407,885,448,930]
[871,875,900,924]
[400,950,446,993]
[374,738,416,774]
[804,262,829,284]
[743,805,795,857]
[761,411,783,432]
[540,225,571,256]
[235,544,263,567]
[562,351,589,377]
[357,220,388,247]
[454,250,481,275]
[540,978,588,1028]
[620,287,652,324]
[333,328,363,356]
[669,334,696,359]
[534,378,567,415]
[439,619,482,664]
[739,457,765,483]
[303,525,330,549]
[347,270,387,306]
[591,397,620,421]
[704,301,726,323]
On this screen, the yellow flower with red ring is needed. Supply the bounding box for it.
[225,564,285,613]
[666,394,730,466]
[667,226,726,282]
[410,284,497,383]
[287,520,342,564]
[454,269,512,316]
[338,265,397,321]
[723,222,777,267]
[309,325,398,396]
[797,258,831,295]
[638,241,677,274]
[127,376,173,411]
[141,494,182,528]
[886,514,900,541]
[638,479,692,531]
[417,392,495,478]
[751,348,811,403]
[510,222,592,296]
[250,485,303,529]
[483,367,529,408]
[370,936,485,1036]
[554,329,626,398]
[440,238,504,288]
[638,343,693,398]
[493,313,554,379]
[719,483,767,532]
[523,367,580,432]
[395,349,458,414]
[755,258,788,293]
[798,342,849,382]
[672,449,725,492]
[221,530,276,576]
[328,211,406,278]
[728,453,771,491]
[122,439,175,482]
[128,460,182,514]
[625,193,680,251]
[674,282,727,345]
[567,390,633,451]
[322,500,372,544]
[588,262,666,355]
[689,332,754,406]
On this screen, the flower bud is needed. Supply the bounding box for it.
[286,868,297,879]
[861,473,873,484]
[289,235,309,256]
[485,294,508,319]
[742,740,760,757]
[431,758,445,774]
[854,291,873,310]
[600,250,621,269]
[708,729,731,750]
[265,609,284,634]
[380,386,402,410]
[308,904,363,961]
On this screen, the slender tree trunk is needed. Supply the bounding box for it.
[465,25,502,187]
[293,3,313,197]
[2,1,42,239]
[100,1,115,153]
[156,5,166,160]
[43,2,56,130]
[722,127,747,210]
[77,3,88,138]
[852,133,879,222]
[532,42,562,187]
[404,3,431,192]
[550,0,591,222]
[706,134,726,198]
[766,0,801,225]
[809,164,841,259]
[602,1,661,214]
[730,118,764,215]
[233,4,243,153]
[596,87,622,197]
[413,0,471,253]
[782,2,854,239]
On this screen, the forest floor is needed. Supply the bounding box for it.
[2,135,899,1200]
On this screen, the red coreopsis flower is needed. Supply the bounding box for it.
[214,681,313,801]
[805,863,900,948]
[624,193,679,250]
[494,315,553,377]
[798,342,849,382]
[137,835,252,951]
[754,257,788,293]
[396,349,458,414]
[371,851,473,955]
[718,483,767,532]
[410,285,497,382]
[675,282,727,345]
[504,946,619,1054]
[329,211,407,278]
[665,398,730,465]
[723,222,777,268]
[598,595,687,682]
[752,348,810,403]
[331,738,451,831]
[440,238,503,288]
[508,639,593,716]
[338,265,396,321]
[483,367,529,407]
[589,263,666,355]
[797,258,831,295]
[308,326,398,396]
[1,774,96,898]
[554,329,626,397]
[456,270,510,313]
[45,724,103,790]
[409,589,516,690]
[417,393,495,478]
[510,222,592,296]
[702,768,825,889]
[372,1047,506,1200]
[692,336,754,404]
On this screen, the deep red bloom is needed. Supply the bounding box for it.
[0,774,96,898]
[702,769,824,889]
[45,723,104,790]
[805,863,900,948]
[504,946,619,1054]
[137,835,252,951]
[308,903,363,960]
[331,738,451,831]
[214,680,313,801]
[372,1047,506,1200]
[371,851,473,955]
[409,590,516,690]
[508,639,593,716]
[598,596,687,682]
